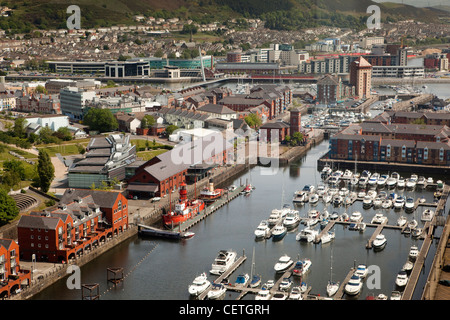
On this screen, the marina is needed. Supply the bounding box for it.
[31,139,450,300]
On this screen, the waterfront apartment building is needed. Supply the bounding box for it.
[316,74,355,104]
[371,65,425,78]
[0,239,31,299]
[17,190,128,263]
[328,120,450,165]
[350,57,372,99]
[60,87,97,120]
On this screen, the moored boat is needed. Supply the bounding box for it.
[274,254,294,273]
[188,272,210,296]
[210,250,237,275]
[162,182,205,229]
[207,283,226,300]
[372,234,387,251]
[344,275,363,296]
[200,179,224,202]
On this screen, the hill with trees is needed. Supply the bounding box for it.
[0,0,447,34]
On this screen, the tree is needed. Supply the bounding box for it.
[83,108,118,133]
[37,149,55,193]
[244,113,262,130]
[54,127,73,141]
[13,117,26,138]
[141,115,156,129]
[0,189,19,226]
[165,125,179,135]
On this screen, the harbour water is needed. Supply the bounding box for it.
[31,139,448,300]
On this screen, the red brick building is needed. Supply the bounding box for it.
[17,190,128,263]
[127,133,233,198]
[0,239,31,299]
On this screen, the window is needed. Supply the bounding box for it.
[439,148,444,161]
[424,147,428,160]
[386,145,391,158]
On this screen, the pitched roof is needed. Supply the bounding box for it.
[197,103,236,115]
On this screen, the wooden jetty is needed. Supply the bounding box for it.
[402,185,449,300]
[334,268,355,300]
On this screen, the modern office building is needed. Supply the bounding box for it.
[60,87,96,120]
[105,60,150,77]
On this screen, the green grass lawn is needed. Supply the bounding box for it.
[136,149,168,161]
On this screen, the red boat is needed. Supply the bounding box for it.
[162,183,205,229]
[199,180,224,203]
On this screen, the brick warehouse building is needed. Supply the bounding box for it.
[0,239,31,298]
[127,132,233,199]
[17,190,128,263]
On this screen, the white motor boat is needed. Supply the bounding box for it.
[373,197,383,208]
[296,227,318,242]
[293,191,308,204]
[207,283,226,300]
[234,274,250,288]
[255,287,272,300]
[350,211,362,222]
[377,174,388,188]
[342,169,353,180]
[368,173,380,186]
[321,231,335,244]
[421,209,435,222]
[272,225,287,241]
[350,177,359,187]
[397,178,405,189]
[330,211,339,220]
[403,260,414,272]
[283,210,300,229]
[323,193,332,204]
[406,174,418,189]
[292,259,312,277]
[263,280,275,289]
[309,193,319,205]
[390,291,402,300]
[371,213,388,224]
[372,234,387,250]
[381,199,392,209]
[358,176,369,187]
[426,177,434,186]
[362,195,373,208]
[316,184,328,197]
[268,209,283,226]
[386,174,397,188]
[344,275,363,296]
[397,216,407,227]
[210,250,237,275]
[254,220,271,239]
[417,176,426,188]
[274,254,294,273]
[333,195,343,207]
[354,264,368,279]
[393,196,405,210]
[288,286,303,300]
[404,197,415,211]
[188,272,210,296]
[408,219,418,229]
[339,187,349,197]
[395,270,408,287]
[409,246,419,260]
[279,277,293,291]
[412,227,423,238]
